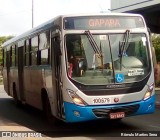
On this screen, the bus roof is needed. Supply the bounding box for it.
[61,12,143,18]
[2,13,144,48]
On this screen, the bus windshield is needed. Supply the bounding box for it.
[65,33,150,85]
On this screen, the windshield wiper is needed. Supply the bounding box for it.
[85,30,103,58]
[85,30,103,69]
[119,30,130,70]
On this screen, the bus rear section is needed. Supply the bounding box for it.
[62,14,155,122]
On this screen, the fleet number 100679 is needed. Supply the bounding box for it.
[93,98,110,104]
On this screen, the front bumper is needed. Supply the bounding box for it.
[64,94,155,123]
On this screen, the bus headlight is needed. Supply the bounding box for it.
[143,83,154,100]
[67,89,87,106]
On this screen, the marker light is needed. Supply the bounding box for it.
[143,83,154,100]
[67,89,87,106]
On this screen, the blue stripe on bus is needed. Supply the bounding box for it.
[64,94,155,123]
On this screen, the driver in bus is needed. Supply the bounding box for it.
[67,35,85,77]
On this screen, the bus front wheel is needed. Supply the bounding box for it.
[43,95,58,124]
[12,83,22,107]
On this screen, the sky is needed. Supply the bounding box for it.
[0,0,111,36]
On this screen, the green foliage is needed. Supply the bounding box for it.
[0,36,13,45]
[0,36,14,65]
[152,34,160,62]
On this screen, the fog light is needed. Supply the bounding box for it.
[74,111,80,117]
[148,104,152,110]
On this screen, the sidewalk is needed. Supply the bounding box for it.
[155,88,160,107]
[155,87,160,91]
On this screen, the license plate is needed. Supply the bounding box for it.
[109,112,125,119]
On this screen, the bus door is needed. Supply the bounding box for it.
[18,47,25,101]
[6,50,11,95]
[51,31,64,119]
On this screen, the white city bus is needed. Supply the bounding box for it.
[2,13,155,123]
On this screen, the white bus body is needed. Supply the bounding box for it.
[2,13,155,122]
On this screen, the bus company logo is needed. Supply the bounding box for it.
[114,98,119,103]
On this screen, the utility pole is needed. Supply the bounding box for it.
[32,0,34,28]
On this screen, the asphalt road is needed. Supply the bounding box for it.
[0,85,160,140]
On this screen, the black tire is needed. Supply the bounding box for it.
[43,95,58,124]
[13,84,22,107]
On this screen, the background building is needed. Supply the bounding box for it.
[111,0,160,33]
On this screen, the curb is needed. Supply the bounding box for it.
[156,102,160,107]
[155,88,160,91]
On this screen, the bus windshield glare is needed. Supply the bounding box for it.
[66,33,150,85]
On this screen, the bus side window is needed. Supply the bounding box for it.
[66,35,86,77]
[39,32,50,65]
[31,36,38,66]
[3,48,6,67]
[11,45,16,67]
[25,40,31,66]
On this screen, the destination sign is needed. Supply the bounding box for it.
[64,16,145,30]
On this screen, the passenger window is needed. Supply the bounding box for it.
[39,32,50,65]
[31,36,38,65]
[11,45,16,67]
[3,48,7,67]
[25,40,31,66]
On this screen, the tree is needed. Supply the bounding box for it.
[0,36,14,65]
[152,34,160,62]
[152,34,160,86]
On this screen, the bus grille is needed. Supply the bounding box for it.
[92,104,140,118]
